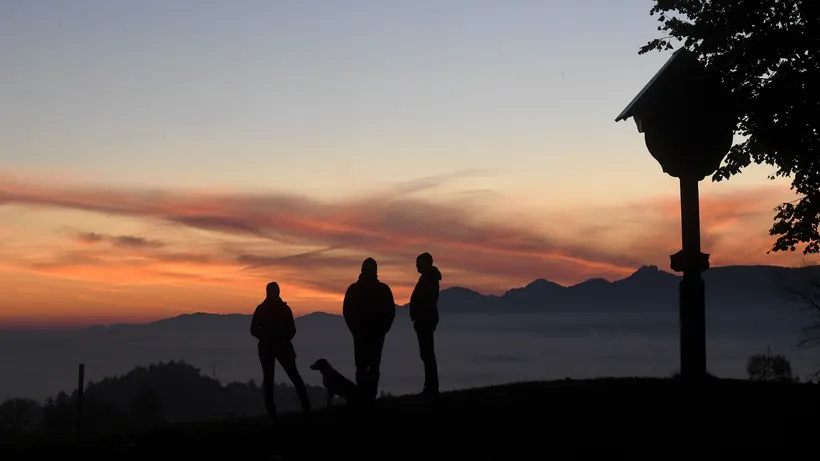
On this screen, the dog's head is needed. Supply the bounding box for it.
[309,358,330,371]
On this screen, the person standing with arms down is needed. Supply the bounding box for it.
[409,252,442,397]
[250,281,311,417]
[343,257,396,404]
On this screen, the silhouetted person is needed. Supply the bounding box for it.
[409,252,442,396]
[343,257,396,404]
[250,281,311,417]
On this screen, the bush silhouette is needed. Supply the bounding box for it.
[746,347,797,383]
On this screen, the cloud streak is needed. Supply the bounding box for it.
[0,173,805,312]
[0,174,642,279]
[73,231,165,249]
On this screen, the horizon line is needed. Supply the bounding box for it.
[2,261,811,332]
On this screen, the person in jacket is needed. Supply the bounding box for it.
[250,281,311,417]
[342,257,396,404]
[409,252,442,396]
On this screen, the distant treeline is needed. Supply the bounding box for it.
[1,349,804,437]
[0,360,327,436]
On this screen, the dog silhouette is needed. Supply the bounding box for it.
[309,358,359,407]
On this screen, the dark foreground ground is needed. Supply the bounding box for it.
[3,377,820,460]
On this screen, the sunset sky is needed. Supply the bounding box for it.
[0,0,809,327]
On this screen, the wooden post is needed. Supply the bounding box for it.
[677,178,707,382]
[76,363,85,442]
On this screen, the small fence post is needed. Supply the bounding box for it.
[76,363,85,443]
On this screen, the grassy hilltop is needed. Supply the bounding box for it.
[2,377,819,460]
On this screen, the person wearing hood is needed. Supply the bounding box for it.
[343,257,396,403]
[409,252,442,397]
[250,281,311,417]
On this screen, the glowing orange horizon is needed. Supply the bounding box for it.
[0,176,811,328]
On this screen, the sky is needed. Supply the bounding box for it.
[0,0,810,327]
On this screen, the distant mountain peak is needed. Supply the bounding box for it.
[150,312,241,324]
[626,265,675,279]
[296,311,336,320]
[635,264,661,273]
[526,278,563,289]
[569,277,611,289]
[441,286,484,296]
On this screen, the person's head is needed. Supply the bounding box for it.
[361,257,378,277]
[416,252,433,273]
[266,281,280,298]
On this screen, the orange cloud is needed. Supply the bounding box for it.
[0,174,807,326]
[0,174,647,280]
[72,231,165,249]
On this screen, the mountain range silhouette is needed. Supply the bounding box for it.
[85,264,816,333]
[430,264,808,313]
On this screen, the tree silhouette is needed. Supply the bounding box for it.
[130,383,164,428]
[30,360,328,436]
[40,392,131,435]
[776,261,820,378]
[0,398,42,432]
[640,1,820,254]
[84,361,325,423]
[746,347,797,383]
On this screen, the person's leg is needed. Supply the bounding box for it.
[353,335,367,391]
[354,335,372,404]
[416,327,439,394]
[258,349,277,417]
[367,334,386,401]
[277,344,311,412]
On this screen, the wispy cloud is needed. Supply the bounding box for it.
[0,174,804,308]
[73,231,165,249]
